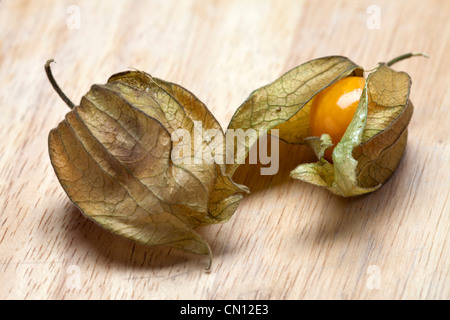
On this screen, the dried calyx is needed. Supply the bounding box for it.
[226,53,427,197]
[46,60,248,269]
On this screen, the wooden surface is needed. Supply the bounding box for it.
[0,0,449,300]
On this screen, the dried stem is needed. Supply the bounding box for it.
[45,59,75,109]
[386,52,429,67]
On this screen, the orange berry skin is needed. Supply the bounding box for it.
[309,76,365,162]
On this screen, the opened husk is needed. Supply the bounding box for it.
[227,55,419,197]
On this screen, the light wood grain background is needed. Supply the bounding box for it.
[0,0,448,300]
